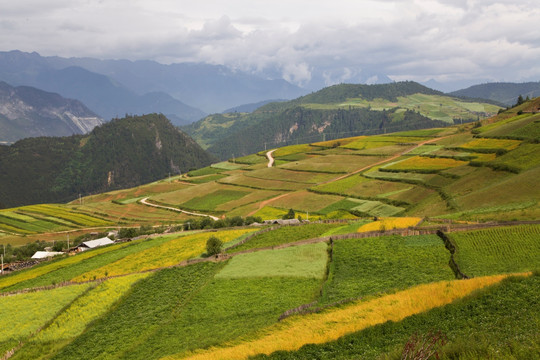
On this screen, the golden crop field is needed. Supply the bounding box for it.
[383,156,467,171]
[357,217,422,232]
[173,274,522,360]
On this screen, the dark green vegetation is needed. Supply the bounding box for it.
[0,114,215,208]
[450,224,540,277]
[184,81,497,160]
[0,81,103,143]
[252,273,540,360]
[320,235,455,304]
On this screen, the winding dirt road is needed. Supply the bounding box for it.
[266,149,276,167]
[140,197,219,221]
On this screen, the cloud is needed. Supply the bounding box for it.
[0,0,539,89]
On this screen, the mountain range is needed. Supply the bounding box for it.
[0,81,103,143]
[0,50,306,122]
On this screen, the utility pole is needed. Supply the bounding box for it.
[79,193,82,205]
[264,142,267,151]
[1,254,3,275]
[67,234,70,251]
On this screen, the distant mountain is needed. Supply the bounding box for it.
[0,81,102,143]
[222,99,287,114]
[0,114,215,208]
[0,51,306,116]
[0,51,207,125]
[450,82,540,106]
[184,81,500,160]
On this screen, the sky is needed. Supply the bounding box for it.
[1,0,539,90]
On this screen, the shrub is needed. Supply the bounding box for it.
[206,236,223,256]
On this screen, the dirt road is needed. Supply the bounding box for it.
[140,197,219,221]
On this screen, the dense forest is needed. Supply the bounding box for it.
[0,114,215,208]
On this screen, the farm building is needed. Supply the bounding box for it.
[31,251,64,259]
[264,219,301,225]
[76,237,114,252]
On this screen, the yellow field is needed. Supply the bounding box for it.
[459,138,521,151]
[171,273,526,360]
[35,273,149,341]
[0,242,131,291]
[72,229,257,280]
[384,156,466,171]
[357,217,422,232]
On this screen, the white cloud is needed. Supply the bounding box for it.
[0,0,539,89]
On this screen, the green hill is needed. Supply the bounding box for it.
[184,81,501,160]
[0,114,215,208]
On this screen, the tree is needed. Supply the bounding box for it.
[516,94,524,106]
[206,236,223,256]
[282,208,295,220]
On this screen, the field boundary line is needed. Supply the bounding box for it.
[140,197,219,221]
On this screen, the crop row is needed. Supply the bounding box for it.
[450,224,540,277]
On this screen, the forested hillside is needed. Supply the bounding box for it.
[0,114,214,208]
[185,81,499,160]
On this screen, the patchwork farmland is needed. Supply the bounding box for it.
[0,98,539,359]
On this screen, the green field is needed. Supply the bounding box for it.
[181,189,249,211]
[216,242,328,279]
[320,235,455,304]
[450,224,540,277]
[51,261,321,360]
[229,223,341,252]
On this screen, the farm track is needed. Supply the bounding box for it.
[266,149,276,168]
[140,197,219,221]
[3,220,538,297]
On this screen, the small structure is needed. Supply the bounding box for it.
[263,219,301,226]
[76,237,114,252]
[31,251,64,259]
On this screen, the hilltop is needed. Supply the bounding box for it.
[0,81,102,143]
[184,81,501,159]
[0,114,215,208]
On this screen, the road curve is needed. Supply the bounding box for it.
[140,197,219,221]
[266,149,276,168]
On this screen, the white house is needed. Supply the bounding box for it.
[76,237,114,252]
[31,251,64,259]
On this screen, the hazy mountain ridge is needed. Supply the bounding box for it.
[0,113,215,208]
[0,50,306,118]
[450,81,540,106]
[0,81,103,143]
